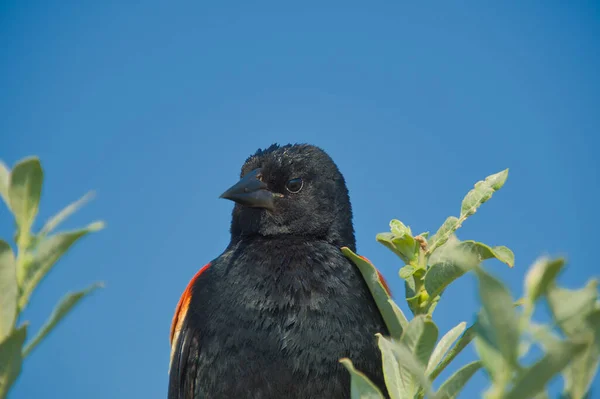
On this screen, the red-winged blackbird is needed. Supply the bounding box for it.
[168,143,389,399]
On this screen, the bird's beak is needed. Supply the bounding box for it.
[219,168,275,210]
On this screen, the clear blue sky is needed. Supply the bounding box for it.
[1,1,598,398]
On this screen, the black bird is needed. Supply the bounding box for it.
[168,143,390,399]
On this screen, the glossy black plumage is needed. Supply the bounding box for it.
[168,144,389,399]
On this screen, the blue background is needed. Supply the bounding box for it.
[1,1,598,398]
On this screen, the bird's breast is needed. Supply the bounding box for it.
[185,238,388,398]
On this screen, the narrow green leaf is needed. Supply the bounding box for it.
[458,241,515,268]
[342,247,403,339]
[460,169,508,219]
[23,282,102,358]
[401,315,439,366]
[518,338,533,359]
[505,339,588,399]
[524,257,565,304]
[416,320,439,367]
[429,325,476,381]
[0,241,17,341]
[426,296,441,316]
[426,322,467,376]
[0,324,27,399]
[8,157,43,235]
[404,299,419,317]
[339,358,385,399]
[563,309,600,399]
[18,222,105,310]
[528,322,562,349]
[405,276,416,298]
[547,280,598,338]
[0,161,10,210]
[475,267,520,368]
[39,191,95,236]
[377,334,407,399]
[388,299,409,331]
[435,361,481,399]
[427,216,460,255]
[474,323,511,386]
[384,335,434,398]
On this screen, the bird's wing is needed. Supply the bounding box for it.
[168,262,211,399]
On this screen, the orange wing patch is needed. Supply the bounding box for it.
[170,263,211,351]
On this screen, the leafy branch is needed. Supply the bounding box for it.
[0,157,104,399]
[341,169,599,399]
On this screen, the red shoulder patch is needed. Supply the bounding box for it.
[376,269,392,297]
[170,263,211,345]
[359,255,392,297]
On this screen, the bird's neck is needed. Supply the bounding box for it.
[231,232,356,253]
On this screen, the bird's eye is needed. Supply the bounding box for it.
[285,178,303,193]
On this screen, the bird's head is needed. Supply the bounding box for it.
[220,143,355,249]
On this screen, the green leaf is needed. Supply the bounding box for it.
[457,241,514,268]
[390,238,417,264]
[339,358,385,399]
[0,241,17,341]
[547,279,598,338]
[390,219,412,237]
[23,282,102,358]
[435,361,481,399]
[18,222,105,310]
[474,333,510,385]
[404,299,420,317]
[524,257,565,304]
[399,265,416,280]
[424,261,469,300]
[505,339,588,399]
[0,324,27,399]
[429,324,476,381]
[428,170,508,257]
[342,247,403,339]
[0,161,10,210]
[528,322,562,349]
[424,238,481,301]
[400,315,439,366]
[460,169,508,219]
[388,299,409,331]
[377,334,407,399]
[376,220,417,264]
[426,322,467,376]
[39,191,95,236]
[383,335,434,398]
[563,309,600,399]
[405,276,416,298]
[8,157,43,237]
[427,216,460,255]
[475,267,520,368]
